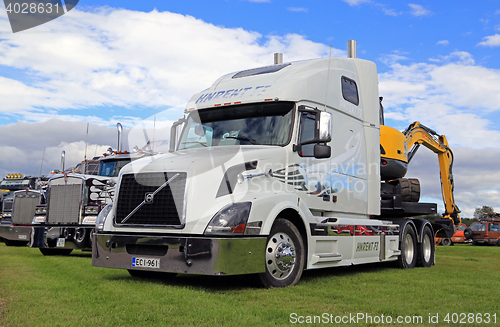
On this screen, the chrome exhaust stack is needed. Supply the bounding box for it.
[117,123,123,152]
[60,150,65,172]
[347,40,357,58]
[274,53,283,65]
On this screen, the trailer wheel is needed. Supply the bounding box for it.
[259,218,305,288]
[39,248,73,256]
[417,226,434,267]
[397,224,417,269]
[441,238,451,246]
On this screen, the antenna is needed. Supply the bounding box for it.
[84,122,89,174]
[152,114,156,153]
[324,45,332,111]
[39,146,46,175]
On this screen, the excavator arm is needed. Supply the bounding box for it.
[403,122,461,226]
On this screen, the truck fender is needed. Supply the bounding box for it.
[257,193,312,237]
[389,218,417,243]
[412,218,434,244]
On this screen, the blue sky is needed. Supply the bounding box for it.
[0,0,499,217]
[78,0,500,70]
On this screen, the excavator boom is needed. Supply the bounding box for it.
[403,122,461,226]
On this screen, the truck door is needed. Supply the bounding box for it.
[290,110,332,211]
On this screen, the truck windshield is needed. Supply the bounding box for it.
[0,179,31,190]
[470,222,486,232]
[178,102,294,150]
[98,159,131,177]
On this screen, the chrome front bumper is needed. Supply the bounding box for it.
[30,226,94,249]
[0,225,31,242]
[92,233,266,275]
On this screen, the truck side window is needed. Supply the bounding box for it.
[298,112,316,157]
[342,76,359,106]
[489,223,499,232]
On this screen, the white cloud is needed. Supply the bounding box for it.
[287,7,308,13]
[342,0,371,6]
[379,6,398,17]
[408,4,431,17]
[379,51,500,149]
[0,8,338,122]
[478,34,500,47]
[436,40,449,46]
[406,148,500,218]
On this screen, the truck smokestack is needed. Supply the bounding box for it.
[117,123,123,152]
[60,150,65,172]
[274,53,283,65]
[347,40,357,58]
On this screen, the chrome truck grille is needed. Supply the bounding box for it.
[47,177,83,224]
[12,191,41,225]
[115,172,187,226]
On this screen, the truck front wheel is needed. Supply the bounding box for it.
[259,218,305,288]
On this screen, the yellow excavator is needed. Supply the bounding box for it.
[379,120,461,238]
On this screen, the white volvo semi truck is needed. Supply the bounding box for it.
[92,41,455,287]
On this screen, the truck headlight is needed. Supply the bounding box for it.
[35,207,47,215]
[204,202,251,235]
[95,204,113,232]
[85,206,99,215]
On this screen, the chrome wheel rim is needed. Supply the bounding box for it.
[423,233,432,262]
[75,228,86,242]
[265,232,296,280]
[404,233,414,265]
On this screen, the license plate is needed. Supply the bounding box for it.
[18,234,28,240]
[132,257,160,269]
[56,238,65,247]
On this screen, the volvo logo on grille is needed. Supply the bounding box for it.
[120,173,180,224]
[145,192,154,204]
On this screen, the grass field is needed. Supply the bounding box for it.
[0,243,499,326]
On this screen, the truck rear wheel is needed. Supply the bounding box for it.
[259,218,305,288]
[397,224,417,269]
[417,225,434,267]
[39,248,73,256]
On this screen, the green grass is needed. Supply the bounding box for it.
[1,244,499,326]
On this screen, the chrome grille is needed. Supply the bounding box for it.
[115,172,187,226]
[47,179,82,224]
[2,199,13,211]
[12,191,41,225]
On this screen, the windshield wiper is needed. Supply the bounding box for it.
[225,135,260,145]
